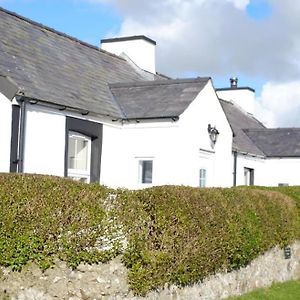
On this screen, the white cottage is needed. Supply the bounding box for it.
[0,7,299,189]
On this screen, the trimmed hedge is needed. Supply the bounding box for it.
[0,173,121,271]
[117,186,298,295]
[0,174,298,296]
[246,186,300,239]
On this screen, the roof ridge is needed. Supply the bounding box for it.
[0,6,126,62]
[240,129,267,157]
[109,77,210,89]
[222,98,266,128]
[218,98,232,105]
[107,85,127,119]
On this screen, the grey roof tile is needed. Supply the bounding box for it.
[0,7,156,118]
[109,78,210,119]
[244,128,300,157]
[220,99,266,156]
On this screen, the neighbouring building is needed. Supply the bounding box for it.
[1,7,300,189]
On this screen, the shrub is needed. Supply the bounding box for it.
[246,186,300,238]
[117,186,298,295]
[0,174,298,296]
[0,173,121,271]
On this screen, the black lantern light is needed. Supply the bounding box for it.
[208,124,219,144]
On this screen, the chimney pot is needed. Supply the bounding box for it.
[230,77,238,88]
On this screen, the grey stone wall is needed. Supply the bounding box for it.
[1,241,299,300]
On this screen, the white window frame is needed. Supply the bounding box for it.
[244,167,254,186]
[138,158,154,185]
[199,168,207,188]
[67,131,91,183]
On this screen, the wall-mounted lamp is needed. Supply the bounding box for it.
[284,246,291,259]
[208,124,219,144]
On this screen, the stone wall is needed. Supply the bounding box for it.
[1,241,300,300]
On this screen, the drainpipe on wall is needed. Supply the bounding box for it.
[233,151,237,187]
[17,97,26,173]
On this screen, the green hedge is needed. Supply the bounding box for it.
[0,173,121,271]
[246,186,300,238]
[117,186,298,295]
[0,174,298,296]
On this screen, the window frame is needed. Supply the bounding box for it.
[65,117,103,183]
[67,131,91,183]
[138,159,154,185]
[244,167,254,186]
[199,168,207,188]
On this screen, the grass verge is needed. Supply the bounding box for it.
[228,280,300,300]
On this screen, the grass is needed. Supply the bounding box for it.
[228,280,300,299]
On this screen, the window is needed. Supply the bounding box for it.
[244,167,254,186]
[67,131,91,183]
[65,117,103,183]
[139,160,153,184]
[199,169,206,187]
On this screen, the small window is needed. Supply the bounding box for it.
[68,131,91,183]
[139,160,153,184]
[199,169,206,188]
[244,167,254,186]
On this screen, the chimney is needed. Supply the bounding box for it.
[230,77,238,88]
[101,35,156,74]
[216,77,255,115]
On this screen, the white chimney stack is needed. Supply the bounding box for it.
[101,35,156,74]
[216,77,256,115]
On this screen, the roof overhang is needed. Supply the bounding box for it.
[233,148,265,159]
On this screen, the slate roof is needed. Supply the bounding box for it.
[109,78,210,119]
[0,7,162,118]
[3,8,299,158]
[220,99,266,156]
[244,128,300,157]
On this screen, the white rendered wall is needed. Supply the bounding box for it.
[0,93,12,172]
[217,89,255,115]
[23,105,66,176]
[262,158,300,186]
[235,154,300,187]
[177,80,233,187]
[17,100,300,188]
[101,39,156,74]
[235,154,266,186]
[101,80,233,189]
[101,122,184,189]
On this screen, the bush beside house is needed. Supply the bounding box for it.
[0,174,120,271]
[0,174,298,295]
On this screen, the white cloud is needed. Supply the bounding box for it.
[94,1,300,81]
[255,81,300,127]
[226,0,250,10]
[89,0,300,127]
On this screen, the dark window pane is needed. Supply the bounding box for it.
[142,160,153,184]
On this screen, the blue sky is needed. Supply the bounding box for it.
[0,0,271,93]
[246,0,272,20]
[0,0,122,44]
[1,0,300,127]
